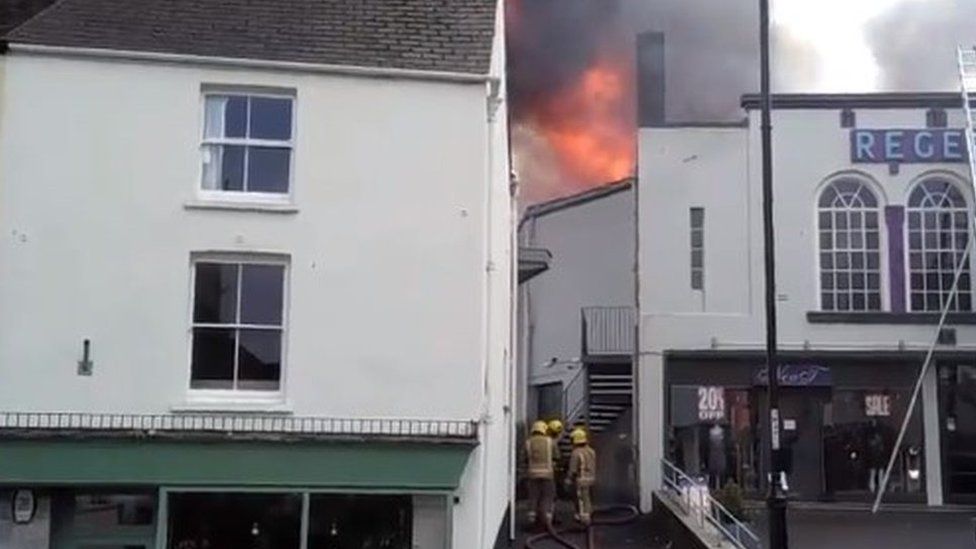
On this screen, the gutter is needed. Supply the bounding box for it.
[7,43,497,85]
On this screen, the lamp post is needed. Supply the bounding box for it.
[759,0,788,547]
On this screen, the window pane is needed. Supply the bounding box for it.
[821,273,834,290]
[867,273,880,290]
[852,293,866,310]
[835,213,848,229]
[202,144,245,191]
[691,230,703,248]
[908,212,920,229]
[868,293,881,310]
[821,253,834,269]
[247,147,290,193]
[250,97,293,140]
[867,253,879,269]
[190,328,235,389]
[836,232,849,248]
[307,494,412,549]
[691,250,703,269]
[168,492,301,549]
[237,329,282,391]
[240,265,284,325]
[819,212,832,229]
[72,493,155,531]
[820,232,833,249]
[821,293,834,310]
[961,293,972,311]
[851,232,863,249]
[194,263,238,323]
[690,207,704,227]
[837,294,850,311]
[866,232,879,249]
[837,253,850,269]
[852,253,864,269]
[866,212,878,229]
[691,270,703,290]
[911,293,924,311]
[838,274,850,290]
[852,275,865,290]
[204,95,247,139]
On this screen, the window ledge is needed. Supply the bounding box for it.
[807,311,976,325]
[184,200,299,214]
[172,395,292,414]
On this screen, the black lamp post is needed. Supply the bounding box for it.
[759,0,789,547]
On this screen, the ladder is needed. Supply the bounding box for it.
[958,46,976,187]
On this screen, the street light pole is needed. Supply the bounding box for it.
[759,0,788,547]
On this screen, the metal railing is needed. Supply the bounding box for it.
[660,458,761,549]
[582,306,635,356]
[0,411,477,439]
[562,364,589,429]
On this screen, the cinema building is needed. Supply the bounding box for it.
[638,92,976,509]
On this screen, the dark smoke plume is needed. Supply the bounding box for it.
[867,0,976,91]
[508,0,819,202]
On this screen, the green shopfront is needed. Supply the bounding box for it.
[0,414,476,549]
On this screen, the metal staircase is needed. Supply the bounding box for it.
[557,363,633,458]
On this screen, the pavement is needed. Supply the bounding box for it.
[511,501,670,549]
[751,506,976,548]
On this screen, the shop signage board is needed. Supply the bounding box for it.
[697,386,725,422]
[851,129,967,163]
[754,364,832,387]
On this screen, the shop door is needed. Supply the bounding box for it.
[779,389,827,500]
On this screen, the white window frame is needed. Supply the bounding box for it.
[815,177,886,312]
[905,178,973,312]
[198,87,297,205]
[185,253,290,407]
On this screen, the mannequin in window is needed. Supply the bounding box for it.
[866,419,886,492]
[707,423,727,490]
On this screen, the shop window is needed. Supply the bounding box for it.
[817,178,883,311]
[907,179,972,311]
[823,389,924,497]
[50,492,156,549]
[191,257,287,392]
[939,364,976,501]
[536,382,563,420]
[167,492,302,549]
[307,494,412,549]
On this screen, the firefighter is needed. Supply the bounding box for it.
[566,427,597,525]
[525,420,557,527]
[546,418,566,498]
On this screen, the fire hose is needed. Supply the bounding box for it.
[524,505,640,549]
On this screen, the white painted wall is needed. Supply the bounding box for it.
[0,29,513,548]
[638,106,973,510]
[519,186,635,403]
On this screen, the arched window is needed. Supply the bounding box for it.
[907,179,971,312]
[818,179,882,311]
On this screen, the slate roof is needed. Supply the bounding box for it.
[0,0,57,36]
[5,0,498,75]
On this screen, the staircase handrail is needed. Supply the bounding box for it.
[660,458,762,549]
[562,363,589,429]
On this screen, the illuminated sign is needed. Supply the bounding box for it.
[851,129,967,163]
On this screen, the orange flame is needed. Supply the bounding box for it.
[521,57,636,196]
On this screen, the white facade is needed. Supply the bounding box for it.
[639,96,974,510]
[0,3,513,545]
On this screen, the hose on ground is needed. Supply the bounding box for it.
[523,504,641,549]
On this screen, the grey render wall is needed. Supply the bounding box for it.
[519,186,635,416]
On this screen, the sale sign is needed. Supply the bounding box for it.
[697,387,726,422]
[865,394,892,417]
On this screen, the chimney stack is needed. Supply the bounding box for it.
[637,31,666,126]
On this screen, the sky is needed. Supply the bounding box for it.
[772,0,926,91]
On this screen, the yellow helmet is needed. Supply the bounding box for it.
[547,419,564,436]
[571,428,588,445]
[531,421,548,435]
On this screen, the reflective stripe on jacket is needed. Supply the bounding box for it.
[526,434,555,479]
[569,446,596,486]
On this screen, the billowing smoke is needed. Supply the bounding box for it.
[866,0,976,91]
[508,0,819,203]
